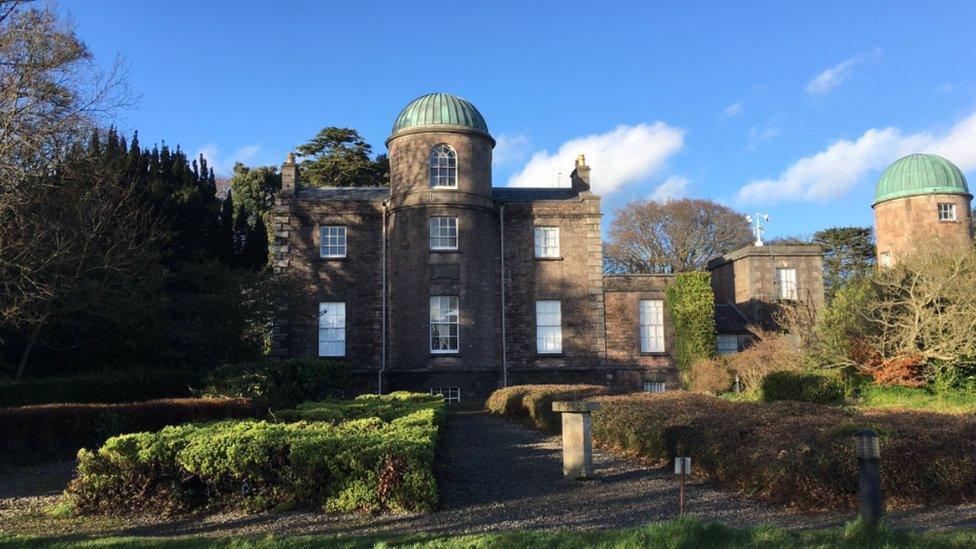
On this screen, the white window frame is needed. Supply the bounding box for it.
[717,334,738,355]
[429,216,458,250]
[938,203,957,221]
[639,299,665,354]
[534,227,560,258]
[536,300,562,354]
[777,267,798,300]
[319,226,347,258]
[429,144,457,188]
[430,296,459,354]
[879,251,892,269]
[643,381,666,393]
[431,387,461,403]
[318,302,346,357]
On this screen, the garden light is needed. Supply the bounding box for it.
[854,429,884,523]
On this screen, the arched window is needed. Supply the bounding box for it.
[429,144,457,188]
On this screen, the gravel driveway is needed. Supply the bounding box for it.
[1,410,973,539]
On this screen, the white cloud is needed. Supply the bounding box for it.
[195,143,263,176]
[492,133,530,167]
[649,176,689,202]
[722,102,743,118]
[507,123,685,195]
[744,125,782,152]
[735,108,976,204]
[805,49,880,96]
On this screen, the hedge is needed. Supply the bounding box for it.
[665,273,716,375]
[0,369,200,408]
[761,371,845,404]
[591,392,976,509]
[67,392,444,515]
[0,397,253,463]
[201,358,351,410]
[485,384,607,432]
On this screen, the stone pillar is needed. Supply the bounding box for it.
[552,401,601,479]
[281,152,298,195]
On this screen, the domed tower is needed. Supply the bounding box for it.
[384,93,501,390]
[873,153,972,267]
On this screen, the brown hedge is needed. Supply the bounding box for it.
[591,392,976,510]
[486,384,607,432]
[0,397,253,463]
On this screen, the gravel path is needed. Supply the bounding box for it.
[2,410,974,538]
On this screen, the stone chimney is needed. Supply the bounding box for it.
[570,153,591,194]
[281,152,298,195]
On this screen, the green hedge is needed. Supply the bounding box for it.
[67,392,443,515]
[761,371,845,404]
[0,398,253,463]
[0,369,200,408]
[201,358,351,410]
[665,273,716,375]
[485,384,607,432]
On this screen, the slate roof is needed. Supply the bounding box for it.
[715,304,752,334]
[296,187,390,201]
[491,187,579,203]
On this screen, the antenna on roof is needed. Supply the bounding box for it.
[745,213,770,246]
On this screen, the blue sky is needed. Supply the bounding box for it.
[59,1,976,239]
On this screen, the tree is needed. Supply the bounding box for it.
[229,162,280,219]
[813,227,875,299]
[605,199,753,272]
[295,127,388,188]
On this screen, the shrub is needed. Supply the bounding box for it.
[275,392,444,424]
[592,392,976,509]
[0,397,253,463]
[761,371,845,404]
[486,384,606,432]
[201,358,351,409]
[689,357,733,394]
[0,369,200,408]
[865,355,928,388]
[665,273,717,375]
[67,393,443,516]
[725,329,805,391]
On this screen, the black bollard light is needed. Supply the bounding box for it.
[854,429,883,523]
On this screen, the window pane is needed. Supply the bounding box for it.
[320,226,347,257]
[318,302,345,357]
[534,227,560,258]
[429,145,457,188]
[430,296,459,352]
[536,300,562,353]
[639,300,665,353]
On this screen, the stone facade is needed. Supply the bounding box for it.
[272,94,826,402]
[707,245,825,330]
[874,193,973,265]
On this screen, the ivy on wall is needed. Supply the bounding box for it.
[665,272,717,376]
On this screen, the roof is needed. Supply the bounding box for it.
[296,187,389,201]
[491,187,580,203]
[391,93,490,139]
[715,304,751,334]
[873,153,971,206]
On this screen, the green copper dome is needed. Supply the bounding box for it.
[873,153,971,206]
[391,93,490,138]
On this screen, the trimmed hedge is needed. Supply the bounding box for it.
[761,371,845,404]
[276,392,444,424]
[201,358,351,409]
[67,392,444,515]
[486,384,607,432]
[0,398,253,463]
[592,392,976,509]
[0,369,200,408]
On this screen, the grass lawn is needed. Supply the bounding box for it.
[856,385,976,414]
[2,517,976,548]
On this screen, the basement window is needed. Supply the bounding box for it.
[643,381,666,393]
[431,387,461,403]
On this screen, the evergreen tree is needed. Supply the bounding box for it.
[295,127,389,188]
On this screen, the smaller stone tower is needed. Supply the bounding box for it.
[873,153,972,267]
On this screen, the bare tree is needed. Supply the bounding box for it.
[605,198,753,272]
[0,1,140,377]
[865,236,976,365]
